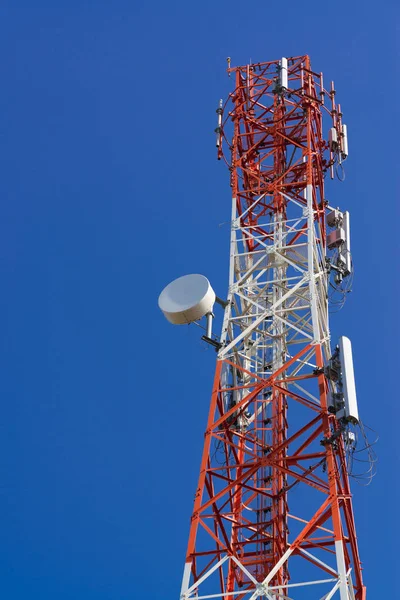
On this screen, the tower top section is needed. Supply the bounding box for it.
[217,54,348,184]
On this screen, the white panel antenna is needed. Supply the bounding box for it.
[279,57,288,89]
[342,211,351,275]
[339,336,359,424]
[341,124,349,158]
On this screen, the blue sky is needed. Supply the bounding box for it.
[0,1,397,598]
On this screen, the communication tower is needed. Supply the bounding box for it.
[159,55,366,600]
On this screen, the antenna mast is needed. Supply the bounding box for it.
[177,55,365,600]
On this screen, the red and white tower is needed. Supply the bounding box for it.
[160,55,366,600]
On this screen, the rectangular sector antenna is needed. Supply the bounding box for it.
[279,57,288,89]
[343,211,351,275]
[339,336,359,424]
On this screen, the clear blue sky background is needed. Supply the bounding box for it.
[0,2,397,598]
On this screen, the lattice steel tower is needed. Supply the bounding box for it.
[160,55,366,600]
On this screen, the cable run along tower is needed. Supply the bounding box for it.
[160,55,366,600]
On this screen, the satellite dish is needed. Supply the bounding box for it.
[158,274,216,325]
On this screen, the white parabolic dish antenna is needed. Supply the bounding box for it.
[158,274,216,325]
